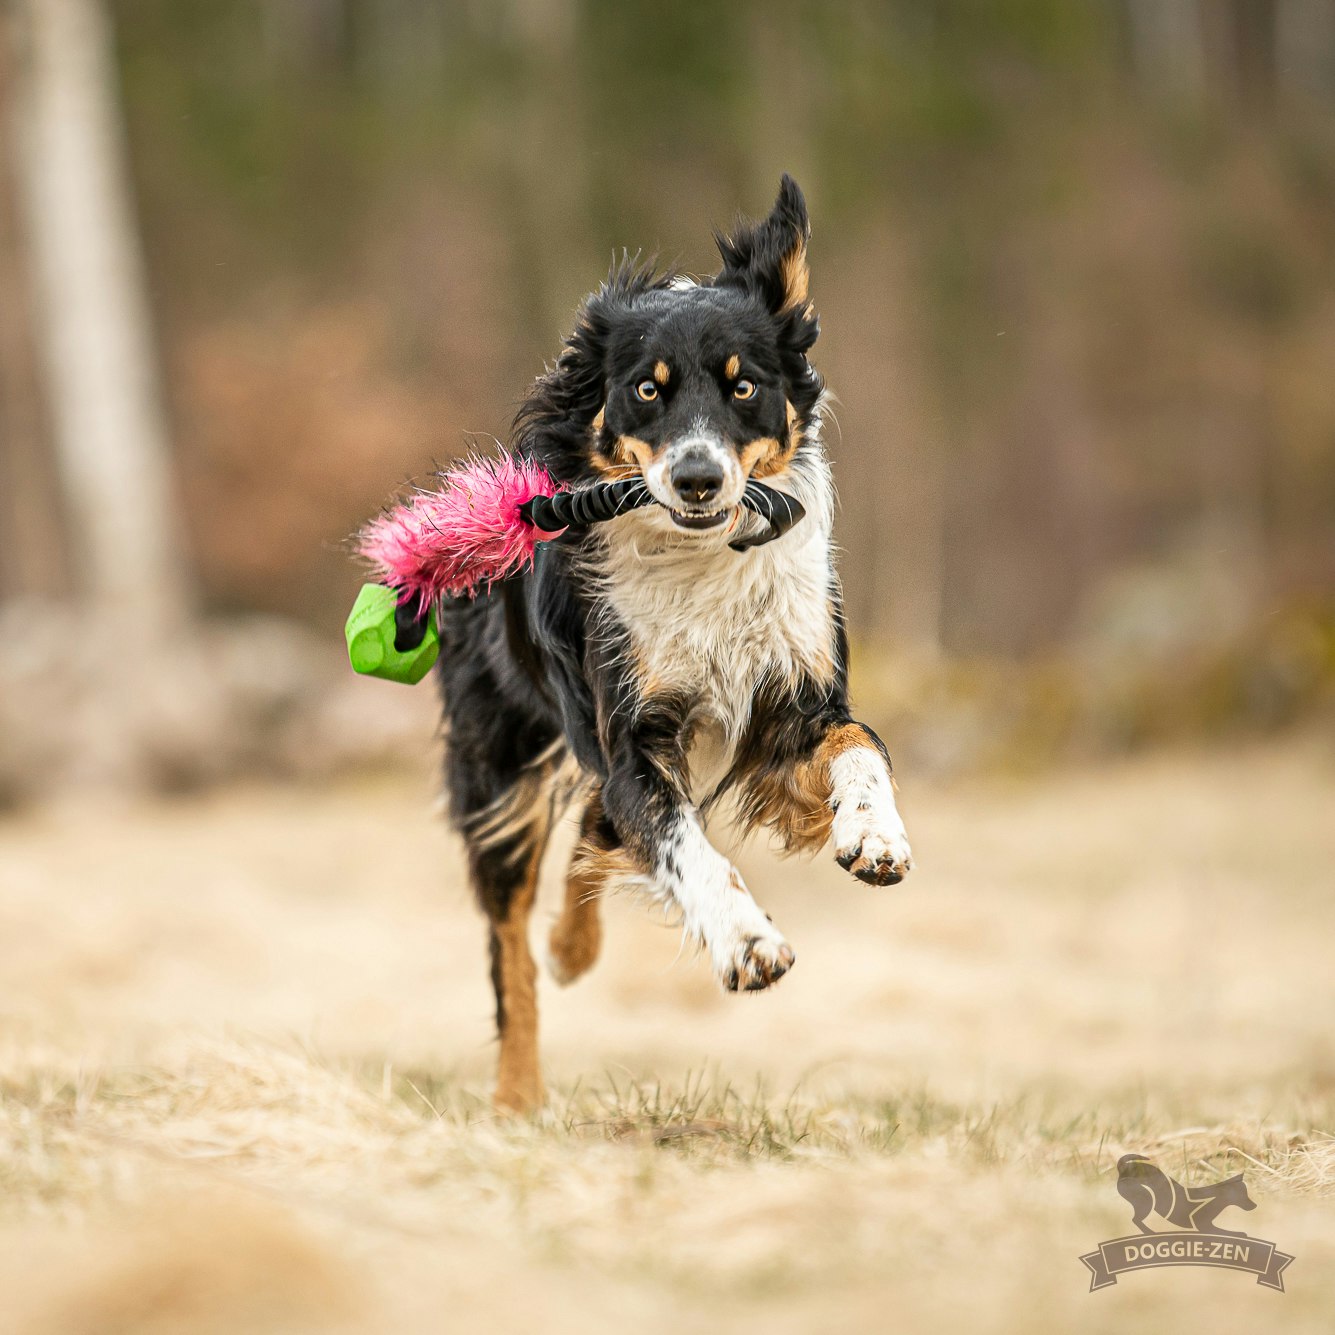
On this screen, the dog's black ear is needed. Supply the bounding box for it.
[515,256,670,479]
[715,175,814,320]
[715,175,820,403]
[560,256,671,425]
[512,307,607,478]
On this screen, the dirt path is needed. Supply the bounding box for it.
[1,739,1332,1332]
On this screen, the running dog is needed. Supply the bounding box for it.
[436,176,914,1110]
[1117,1154,1258,1236]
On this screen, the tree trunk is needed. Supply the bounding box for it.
[9,0,189,630]
[1276,0,1335,101]
[1123,0,1206,101]
[0,10,69,601]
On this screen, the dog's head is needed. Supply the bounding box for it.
[1116,1154,1158,1180]
[1218,1174,1258,1210]
[518,175,824,533]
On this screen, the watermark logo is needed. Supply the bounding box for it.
[1080,1153,1295,1292]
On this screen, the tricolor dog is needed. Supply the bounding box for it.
[436,176,914,1110]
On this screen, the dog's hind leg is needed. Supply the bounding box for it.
[484,839,544,1113]
[440,631,561,1110]
[1129,1190,1157,1235]
[464,792,551,1114]
[546,789,612,986]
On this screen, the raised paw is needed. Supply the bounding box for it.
[724,930,796,993]
[706,889,796,993]
[545,899,602,986]
[545,925,599,986]
[663,832,797,995]
[832,805,914,886]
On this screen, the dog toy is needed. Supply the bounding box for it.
[344,582,441,685]
[347,453,805,683]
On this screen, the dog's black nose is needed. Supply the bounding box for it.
[670,455,724,505]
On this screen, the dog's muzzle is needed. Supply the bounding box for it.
[647,436,745,529]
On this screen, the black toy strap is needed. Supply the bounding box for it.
[731,480,806,551]
[518,478,805,552]
[393,596,430,651]
[519,479,649,531]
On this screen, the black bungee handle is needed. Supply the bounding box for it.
[518,478,805,553]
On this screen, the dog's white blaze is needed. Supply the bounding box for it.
[642,449,674,510]
[657,810,790,981]
[827,746,912,871]
[593,415,837,782]
[642,424,746,513]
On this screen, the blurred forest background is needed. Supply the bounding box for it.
[1,0,1333,802]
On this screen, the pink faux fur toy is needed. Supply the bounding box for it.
[357,455,568,612]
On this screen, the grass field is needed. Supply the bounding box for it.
[1,737,1332,1332]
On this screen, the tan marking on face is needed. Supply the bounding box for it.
[785,399,798,429]
[592,406,605,432]
[752,425,803,477]
[739,436,783,475]
[725,354,741,380]
[617,435,660,470]
[779,242,810,313]
[653,360,671,385]
[739,417,804,479]
[589,449,640,480]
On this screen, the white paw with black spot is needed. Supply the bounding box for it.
[710,886,795,993]
[832,801,914,886]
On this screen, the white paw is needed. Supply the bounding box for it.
[656,815,796,993]
[828,747,913,886]
[833,802,914,885]
[708,871,795,993]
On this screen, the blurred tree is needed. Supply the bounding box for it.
[0,11,67,599]
[1123,0,1206,100]
[8,0,188,628]
[1277,0,1335,100]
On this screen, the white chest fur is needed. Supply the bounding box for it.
[587,447,837,796]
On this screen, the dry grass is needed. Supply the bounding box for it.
[1,737,1333,1332]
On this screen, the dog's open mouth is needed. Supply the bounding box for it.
[668,508,730,531]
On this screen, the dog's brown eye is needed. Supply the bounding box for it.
[635,380,658,403]
[734,379,757,401]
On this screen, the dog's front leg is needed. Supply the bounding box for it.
[601,725,795,992]
[657,803,795,991]
[823,722,914,886]
[735,705,914,884]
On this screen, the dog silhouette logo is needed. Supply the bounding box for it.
[1080,1154,1294,1292]
[1116,1153,1256,1235]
